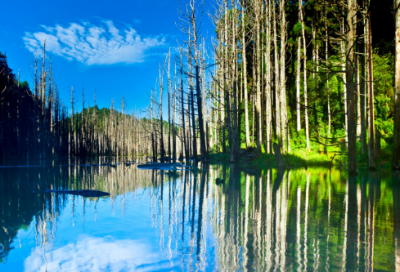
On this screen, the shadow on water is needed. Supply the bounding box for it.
[1,159,400,271]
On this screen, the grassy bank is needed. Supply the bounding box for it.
[207,145,393,171]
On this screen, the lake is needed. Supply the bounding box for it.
[0,159,399,271]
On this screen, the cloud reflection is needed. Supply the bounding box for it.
[24,235,160,272]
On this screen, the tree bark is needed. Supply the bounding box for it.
[194,53,206,162]
[168,49,171,158]
[71,87,75,156]
[191,85,198,161]
[375,129,381,159]
[361,26,367,154]
[230,9,239,163]
[280,0,288,154]
[273,142,286,169]
[265,0,272,153]
[159,64,165,160]
[300,0,310,150]
[241,2,250,149]
[173,59,177,162]
[188,3,207,161]
[342,19,349,150]
[367,13,375,169]
[274,1,281,147]
[81,88,85,157]
[222,8,227,154]
[180,51,188,160]
[393,0,400,169]
[297,37,301,132]
[326,4,331,138]
[346,0,358,175]
[256,0,262,153]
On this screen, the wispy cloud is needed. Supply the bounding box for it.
[23,20,166,65]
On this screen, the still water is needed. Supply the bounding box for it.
[0,159,399,271]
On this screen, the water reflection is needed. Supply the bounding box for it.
[0,161,399,271]
[24,236,161,271]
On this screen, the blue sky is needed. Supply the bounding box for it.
[0,0,215,114]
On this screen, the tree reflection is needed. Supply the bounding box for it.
[0,163,399,271]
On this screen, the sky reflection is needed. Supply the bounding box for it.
[0,161,399,271]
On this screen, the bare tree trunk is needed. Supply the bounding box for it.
[81,88,85,157]
[210,67,214,150]
[325,4,331,138]
[110,100,114,158]
[280,0,288,154]
[17,70,20,156]
[41,40,46,158]
[180,51,188,159]
[342,19,349,150]
[152,133,156,162]
[300,0,310,150]
[241,1,250,149]
[94,92,97,156]
[347,0,358,175]
[375,129,381,159]
[168,49,171,158]
[224,9,233,155]
[215,66,220,152]
[297,37,301,132]
[265,0,272,153]
[274,2,281,147]
[187,91,192,157]
[121,97,126,158]
[151,88,153,157]
[173,59,177,162]
[230,7,239,162]
[255,0,262,152]
[393,0,400,169]
[361,18,367,154]
[191,10,207,162]
[191,85,198,161]
[222,0,228,154]
[159,63,165,160]
[34,54,39,157]
[367,14,375,170]
[252,73,255,147]
[49,67,54,157]
[312,22,316,80]
[71,87,75,157]
[356,55,361,136]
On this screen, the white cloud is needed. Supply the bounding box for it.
[24,235,164,272]
[23,20,166,65]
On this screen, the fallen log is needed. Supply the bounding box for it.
[46,189,110,197]
[137,163,184,170]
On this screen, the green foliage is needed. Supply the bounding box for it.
[293,22,303,36]
[373,51,395,140]
[20,81,29,88]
